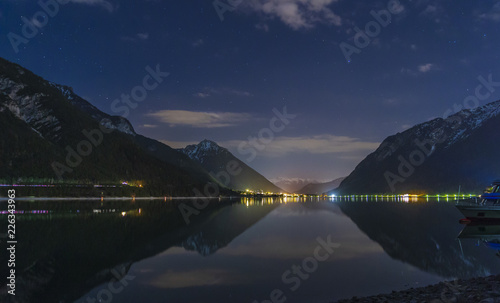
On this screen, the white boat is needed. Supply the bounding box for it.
[456,204,500,220]
[456,181,500,221]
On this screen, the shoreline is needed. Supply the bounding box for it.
[0,195,325,201]
[334,275,500,303]
[0,196,237,201]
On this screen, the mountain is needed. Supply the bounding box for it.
[271,177,317,193]
[180,202,279,256]
[0,57,218,196]
[296,177,345,195]
[47,83,213,183]
[179,140,283,193]
[336,100,500,194]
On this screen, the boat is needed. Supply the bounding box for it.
[456,180,500,221]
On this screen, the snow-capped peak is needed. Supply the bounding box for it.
[179,139,226,163]
[375,99,500,161]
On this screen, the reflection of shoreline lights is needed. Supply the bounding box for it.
[0,184,55,187]
[93,209,117,213]
[0,184,121,187]
[0,210,49,214]
[241,196,333,206]
[329,193,480,203]
[0,209,144,215]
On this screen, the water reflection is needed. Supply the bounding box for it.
[337,198,500,279]
[0,198,284,302]
[1,197,499,303]
[459,223,500,258]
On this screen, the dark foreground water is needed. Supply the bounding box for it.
[1,197,500,303]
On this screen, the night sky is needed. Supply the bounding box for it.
[2,0,500,182]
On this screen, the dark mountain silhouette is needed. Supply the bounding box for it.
[336,100,500,194]
[0,57,224,196]
[179,139,284,193]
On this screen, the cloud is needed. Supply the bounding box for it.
[225,89,252,97]
[194,87,252,98]
[243,0,342,30]
[401,63,436,76]
[194,92,210,98]
[157,134,379,156]
[400,67,418,76]
[137,33,149,40]
[417,3,446,24]
[421,4,438,16]
[146,110,252,128]
[192,39,204,47]
[255,23,270,32]
[149,268,247,289]
[139,124,158,128]
[383,98,400,105]
[222,134,380,156]
[121,33,149,42]
[478,2,500,22]
[418,63,434,73]
[67,0,115,12]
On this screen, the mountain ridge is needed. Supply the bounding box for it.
[336,100,500,194]
[178,140,284,193]
[0,57,220,195]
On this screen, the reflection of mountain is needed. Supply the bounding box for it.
[180,200,279,255]
[338,201,500,279]
[0,199,278,303]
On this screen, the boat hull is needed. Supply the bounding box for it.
[456,205,500,220]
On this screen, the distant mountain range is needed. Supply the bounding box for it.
[296,177,345,195]
[178,140,283,193]
[271,177,317,193]
[0,57,279,195]
[336,100,500,194]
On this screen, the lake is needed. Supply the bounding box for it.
[1,197,500,303]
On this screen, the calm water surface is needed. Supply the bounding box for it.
[1,197,500,303]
